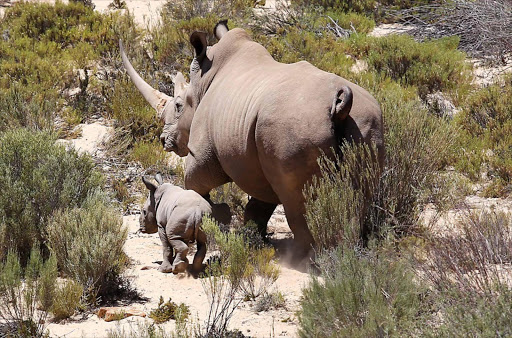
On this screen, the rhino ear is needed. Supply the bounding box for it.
[190,31,208,63]
[142,176,157,193]
[155,173,164,185]
[172,72,188,97]
[214,20,229,40]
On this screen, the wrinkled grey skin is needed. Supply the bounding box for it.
[140,173,211,274]
[123,21,384,261]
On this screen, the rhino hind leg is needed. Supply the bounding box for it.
[191,229,207,276]
[170,239,189,274]
[244,197,278,241]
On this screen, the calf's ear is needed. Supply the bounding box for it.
[142,176,157,193]
[155,173,164,185]
[190,31,208,63]
[214,20,229,40]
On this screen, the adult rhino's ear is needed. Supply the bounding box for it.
[142,176,157,193]
[214,20,229,40]
[172,72,188,97]
[190,31,207,63]
[155,173,164,185]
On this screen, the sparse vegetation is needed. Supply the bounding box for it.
[47,191,128,301]
[0,129,102,264]
[1,0,512,336]
[149,296,190,324]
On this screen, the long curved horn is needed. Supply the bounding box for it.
[119,40,171,119]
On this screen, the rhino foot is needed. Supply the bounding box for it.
[158,262,174,273]
[172,260,188,274]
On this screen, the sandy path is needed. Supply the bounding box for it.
[48,215,309,337]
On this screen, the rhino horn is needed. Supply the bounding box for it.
[119,40,171,120]
[214,20,229,40]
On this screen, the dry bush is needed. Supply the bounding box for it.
[47,191,128,301]
[388,0,512,62]
[424,210,512,294]
[0,248,56,337]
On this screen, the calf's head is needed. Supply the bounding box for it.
[139,174,164,234]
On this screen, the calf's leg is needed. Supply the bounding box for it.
[170,239,189,274]
[192,229,207,275]
[158,228,174,273]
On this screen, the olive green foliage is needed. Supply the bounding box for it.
[51,280,84,321]
[0,248,56,337]
[305,79,456,249]
[0,1,138,129]
[107,322,183,338]
[47,191,127,300]
[370,79,456,234]
[201,216,279,335]
[0,129,102,265]
[348,34,471,99]
[291,0,377,14]
[163,0,255,21]
[455,76,512,194]
[149,296,190,324]
[298,245,427,337]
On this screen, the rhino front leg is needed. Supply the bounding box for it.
[158,228,174,273]
[244,197,278,240]
[170,239,189,274]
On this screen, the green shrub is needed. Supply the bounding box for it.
[51,280,84,321]
[298,245,427,337]
[305,78,456,247]
[47,191,127,300]
[162,0,255,21]
[130,139,169,169]
[254,291,286,312]
[149,296,190,324]
[438,283,512,337]
[348,34,471,99]
[201,216,280,336]
[370,78,456,235]
[304,143,380,250]
[0,1,138,127]
[0,248,57,337]
[0,129,102,265]
[291,0,377,14]
[455,76,512,190]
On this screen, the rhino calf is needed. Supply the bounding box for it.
[140,173,211,274]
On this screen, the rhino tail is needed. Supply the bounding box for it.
[329,85,353,125]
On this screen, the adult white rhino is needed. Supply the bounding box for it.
[121,21,384,260]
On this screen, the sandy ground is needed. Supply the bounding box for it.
[47,214,310,337]
[50,115,309,337]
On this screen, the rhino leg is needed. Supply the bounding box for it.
[170,239,189,274]
[191,229,207,275]
[158,228,174,273]
[244,197,277,240]
[281,199,315,264]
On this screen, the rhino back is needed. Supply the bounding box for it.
[189,32,382,202]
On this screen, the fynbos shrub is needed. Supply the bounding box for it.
[47,191,127,299]
[0,129,102,264]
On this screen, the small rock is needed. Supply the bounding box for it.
[97,306,146,322]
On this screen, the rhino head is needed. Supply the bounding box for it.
[120,21,230,157]
[119,41,190,157]
[139,173,164,234]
